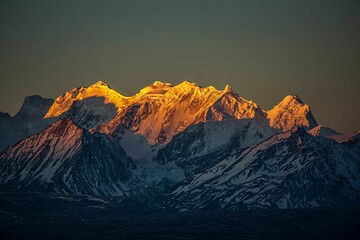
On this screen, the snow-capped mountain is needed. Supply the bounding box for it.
[0,80,358,210]
[95,80,270,158]
[44,81,126,129]
[152,128,360,210]
[0,95,54,151]
[15,95,54,119]
[0,119,136,196]
[3,81,319,151]
[97,82,318,148]
[266,95,318,131]
[98,81,264,145]
[0,118,186,199]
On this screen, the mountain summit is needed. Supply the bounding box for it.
[0,118,135,195]
[15,95,53,119]
[44,82,125,129]
[45,81,125,118]
[0,95,54,151]
[266,95,318,131]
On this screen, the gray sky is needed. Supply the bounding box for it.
[0,0,359,133]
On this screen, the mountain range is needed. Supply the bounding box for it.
[0,81,359,210]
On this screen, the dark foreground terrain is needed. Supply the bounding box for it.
[0,193,359,240]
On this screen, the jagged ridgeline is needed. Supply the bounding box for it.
[0,81,359,210]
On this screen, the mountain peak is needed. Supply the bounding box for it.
[92,81,110,87]
[274,95,308,111]
[282,95,304,105]
[15,95,54,119]
[267,95,317,131]
[24,95,46,102]
[178,80,198,87]
[138,81,172,96]
[1,118,85,163]
[44,82,124,119]
[223,84,236,94]
[168,81,204,94]
[308,125,339,137]
[152,80,171,86]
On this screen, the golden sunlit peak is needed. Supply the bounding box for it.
[93,81,109,87]
[44,80,125,119]
[182,80,194,84]
[177,80,198,87]
[286,94,300,99]
[152,80,171,86]
[282,95,304,104]
[223,84,233,93]
[137,81,172,96]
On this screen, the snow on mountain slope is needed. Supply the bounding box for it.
[306,125,360,144]
[308,125,340,137]
[15,95,54,119]
[135,81,173,100]
[43,81,128,129]
[0,118,186,199]
[206,85,265,121]
[97,81,222,145]
[96,82,318,149]
[98,81,266,147]
[61,96,119,130]
[0,80,359,210]
[1,81,323,153]
[116,129,157,160]
[0,119,136,196]
[156,119,278,176]
[0,95,54,151]
[152,128,360,210]
[330,131,360,143]
[45,81,125,118]
[131,81,225,144]
[267,95,318,131]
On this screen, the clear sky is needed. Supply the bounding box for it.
[0,0,359,133]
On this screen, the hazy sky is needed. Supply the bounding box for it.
[0,0,359,133]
